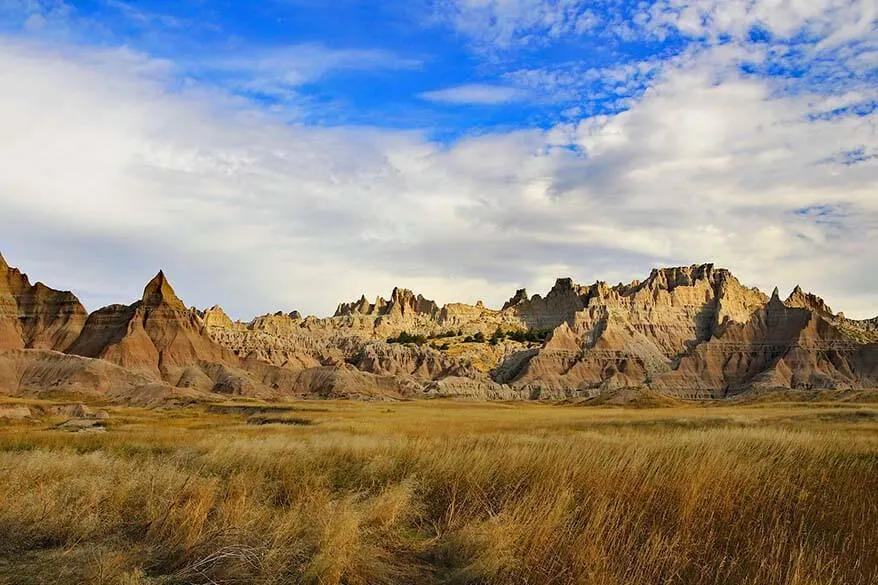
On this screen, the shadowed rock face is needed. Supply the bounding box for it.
[501,275,877,398]
[504,277,592,330]
[0,253,88,351]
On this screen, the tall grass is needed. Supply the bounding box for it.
[0,401,875,584]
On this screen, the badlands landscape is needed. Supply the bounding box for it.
[2,0,876,581]
[1,252,877,403]
[2,253,877,585]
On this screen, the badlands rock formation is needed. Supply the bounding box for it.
[0,253,87,351]
[203,263,878,399]
[1,251,876,402]
[68,271,237,374]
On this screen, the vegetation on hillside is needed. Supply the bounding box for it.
[388,327,554,349]
[386,331,428,345]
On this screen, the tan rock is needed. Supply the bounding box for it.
[67,272,237,375]
[3,253,876,401]
[201,305,235,329]
[0,253,88,351]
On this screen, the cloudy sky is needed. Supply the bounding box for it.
[0,0,875,319]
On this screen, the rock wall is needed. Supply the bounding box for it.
[2,252,876,402]
[0,253,88,351]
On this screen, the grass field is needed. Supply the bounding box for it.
[0,398,876,585]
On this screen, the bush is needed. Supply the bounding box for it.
[507,328,553,343]
[387,331,427,345]
[428,331,457,340]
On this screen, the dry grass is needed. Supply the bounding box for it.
[0,399,876,584]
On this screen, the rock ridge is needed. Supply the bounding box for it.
[1,254,876,402]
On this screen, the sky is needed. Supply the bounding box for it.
[0,0,875,319]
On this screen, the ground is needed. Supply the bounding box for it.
[0,396,876,585]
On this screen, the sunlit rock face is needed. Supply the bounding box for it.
[3,252,876,401]
[0,252,88,352]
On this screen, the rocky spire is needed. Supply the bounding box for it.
[202,305,234,328]
[549,278,575,295]
[502,288,529,311]
[767,287,785,311]
[785,285,834,315]
[142,271,186,311]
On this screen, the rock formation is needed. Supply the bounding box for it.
[335,287,441,319]
[0,253,88,351]
[496,268,876,398]
[67,271,237,375]
[1,252,876,402]
[200,262,877,399]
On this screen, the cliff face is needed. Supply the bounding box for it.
[67,271,236,375]
[198,262,877,399]
[2,252,876,402]
[499,269,875,398]
[0,253,88,351]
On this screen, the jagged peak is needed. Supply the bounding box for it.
[199,305,234,328]
[785,285,834,315]
[550,277,575,292]
[386,287,440,317]
[31,281,57,295]
[502,288,529,311]
[142,270,186,311]
[335,287,441,318]
[0,251,7,271]
[616,263,728,297]
[647,263,722,287]
[390,287,430,303]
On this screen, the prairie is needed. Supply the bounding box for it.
[0,398,876,585]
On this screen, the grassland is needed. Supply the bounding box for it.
[0,398,876,585]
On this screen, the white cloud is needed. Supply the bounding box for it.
[419,83,527,104]
[435,0,877,54]
[191,44,423,108]
[639,0,876,42]
[0,19,876,320]
[0,0,73,32]
[432,0,598,51]
[102,0,185,29]
[503,58,664,110]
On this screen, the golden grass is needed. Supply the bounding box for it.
[0,399,876,584]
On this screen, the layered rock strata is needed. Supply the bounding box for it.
[0,253,88,351]
[2,252,876,402]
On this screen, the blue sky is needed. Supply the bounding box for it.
[17,0,867,133]
[0,0,875,318]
